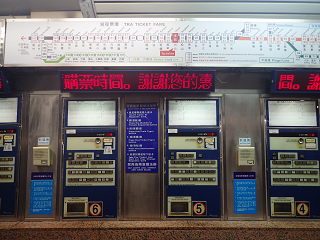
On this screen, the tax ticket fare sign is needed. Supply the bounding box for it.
[234,172,257,214]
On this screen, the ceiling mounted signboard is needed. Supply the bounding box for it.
[4,18,320,67]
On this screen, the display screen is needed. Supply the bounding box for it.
[272,70,320,93]
[0,98,19,123]
[67,100,116,127]
[60,70,215,92]
[0,72,5,93]
[168,100,218,126]
[267,100,317,127]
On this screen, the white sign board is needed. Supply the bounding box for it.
[38,137,50,145]
[0,98,18,123]
[4,18,320,67]
[168,100,217,126]
[268,101,317,127]
[67,100,116,127]
[239,138,251,146]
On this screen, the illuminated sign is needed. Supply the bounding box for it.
[271,70,320,93]
[60,70,215,92]
[0,72,4,93]
[0,72,10,94]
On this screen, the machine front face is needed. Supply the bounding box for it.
[63,100,118,219]
[266,100,320,219]
[0,97,20,217]
[166,99,221,218]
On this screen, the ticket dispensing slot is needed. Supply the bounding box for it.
[64,197,88,217]
[168,197,192,216]
[271,197,295,217]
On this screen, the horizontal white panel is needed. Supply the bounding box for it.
[95,2,320,15]
[5,18,320,68]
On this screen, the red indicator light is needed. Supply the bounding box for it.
[106,133,113,137]
[6,130,14,133]
[207,133,214,136]
[308,133,315,137]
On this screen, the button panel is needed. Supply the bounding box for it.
[89,160,115,169]
[192,160,216,168]
[169,168,218,186]
[271,168,319,186]
[66,168,115,186]
[66,160,89,168]
[169,160,192,168]
[0,157,15,165]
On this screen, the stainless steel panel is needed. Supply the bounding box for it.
[0,19,5,66]
[95,2,320,15]
[121,94,163,220]
[224,94,265,220]
[24,94,61,220]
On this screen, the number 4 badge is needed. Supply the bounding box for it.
[295,202,310,217]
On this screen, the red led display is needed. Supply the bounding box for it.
[272,71,320,93]
[0,73,4,93]
[60,70,215,92]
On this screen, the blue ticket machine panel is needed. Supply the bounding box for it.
[63,100,118,219]
[166,99,220,218]
[266,100,320,219]
[0,97,20,217]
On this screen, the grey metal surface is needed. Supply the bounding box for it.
[0,19,4,66]
[224,94,266,220]
[0,0,80,17]
[94,2,320,15]
[121,94,162,220]
[24,94,61,220]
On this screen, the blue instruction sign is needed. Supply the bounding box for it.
[30,172,53,215]
[234,172,257,214]
[126,103,158,173]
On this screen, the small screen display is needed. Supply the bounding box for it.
[273,70,320,93]
[60,70,215,92]
[67,202,85,214]
[171,202,189,214]
[274,202,292,214]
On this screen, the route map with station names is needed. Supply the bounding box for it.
[4,18,320,67]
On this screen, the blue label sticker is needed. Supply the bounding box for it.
[30,172,53,215]
[234,172,257,214]
[126,103,158,173]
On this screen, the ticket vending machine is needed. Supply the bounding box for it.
[266,100,320,219]
[63,100,118,219]
[166,99,221,218]
[0,97,20,217]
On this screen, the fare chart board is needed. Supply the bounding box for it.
[4,18,320,67]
